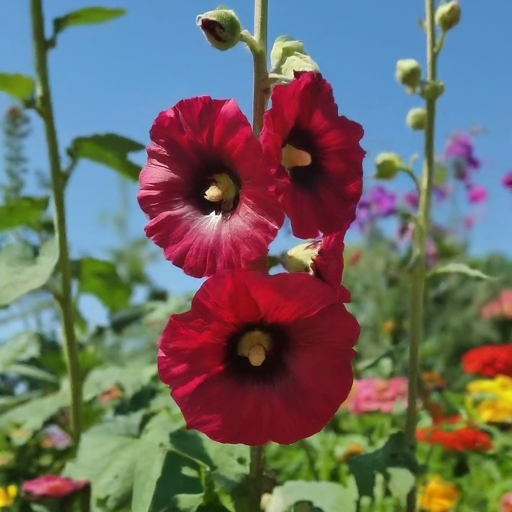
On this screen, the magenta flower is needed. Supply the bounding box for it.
[467,184,487,204]
[22,476,88,499]
[445,133,480,181]
[356,186,396,229]
[502,171,512,190]
[404,191,419,209]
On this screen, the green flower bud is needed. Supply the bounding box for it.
[196,7,241,51]
[270,35,320,79]
[435,1,461,32]
[406,108,427,131]
[374,153,404,180]
[282,242,318,273]
[395,59,422,93]
[421,80,445,100]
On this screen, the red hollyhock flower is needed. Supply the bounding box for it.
[22,475,88,499]
[158,270,359,445]
[260,71,365,239]
[462,343,512,378]
[138,96,284,278]
[417,417,492,452]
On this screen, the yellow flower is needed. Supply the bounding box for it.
[419,476,459,512]
[0,485,17,508]
[475,398,512,423]
[467,375,512,396]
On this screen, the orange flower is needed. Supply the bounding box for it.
[419,476,459,512]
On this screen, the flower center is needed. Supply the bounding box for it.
[204,173,237,207]
[236,330,272,367]
[281,144,312,169]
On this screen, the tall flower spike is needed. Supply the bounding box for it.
[138,97,284,278]
[158,270,359,445]
[260,71,365,239]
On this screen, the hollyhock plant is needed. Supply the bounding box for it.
[462,343,512,378]
[260,71,365,238]
[22,475,88,499]
[158,270,359,445]
[138,96,284,278]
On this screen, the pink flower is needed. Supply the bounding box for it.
[22,475,88,499]
[467,184,487,204]
[343,377,408,415]
[501,492,512,512]
[137,96,284,278]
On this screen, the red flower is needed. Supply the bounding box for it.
[260,71,365,239]
[417,417,492,452]
[462,343,512,378]
[22,475,88,499]
[158,270,359,445]
[138,96,284,278]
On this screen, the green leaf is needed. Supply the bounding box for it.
[0,331,40,370]
[65,421,141,511]
[0,196,49,232]
[74,257,131,311]
[0,238,59,306]
[262,481,359,512]
[0,390,68,432]
[67,133,144,181]
[0,72,34,101]
[83,363,156,401]
[53,7,125,37]
[169,429,249,491]
[4,364,59,384]
[428,262,496,281]
[347,432,422,500]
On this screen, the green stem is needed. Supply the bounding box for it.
[30,0,83,445]
[247,2,268,510]
[405,0,437,509]
[250,0,269,135]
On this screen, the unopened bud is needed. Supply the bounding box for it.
[282,242,318,273]
[435,1,461,32]
[395,59,422,94]
[270,35,319,78]
[374,152,403,180]
[421,80,445,100]
[196,8,241,51]
[406,108,427,131]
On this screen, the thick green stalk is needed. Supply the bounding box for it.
[248,1,269,511]
[405,0,437,510]
[251,0,269,135]
[30,0,83,445]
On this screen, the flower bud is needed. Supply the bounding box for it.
[406,107,427,131]
[421,80,445,100]
[282,242,318,273]
[395,59,422,93]
[374,152,403,180]
[270,35,319,78]
[435,1,461,32]
[196,8,241,51]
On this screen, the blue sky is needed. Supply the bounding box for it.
[1,0,511,321]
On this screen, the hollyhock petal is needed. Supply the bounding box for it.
[158,271,359,445]
[261,72,365,238]
[138,97,284,278]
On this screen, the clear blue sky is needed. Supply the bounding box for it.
[1,0,511,318]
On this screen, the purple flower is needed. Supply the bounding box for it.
[356,186,396,229]
[445,133,480,181]
[467,184,487,204]
[502,171,512,190]
[404,191,419,209]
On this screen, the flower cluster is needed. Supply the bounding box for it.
[343,377,408,415]
[22,475,88,499]
[466,375,512,424]
[138,71,365,444]
[480,289,512,319]
[416,415,492,452]
[462,343,512,378]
